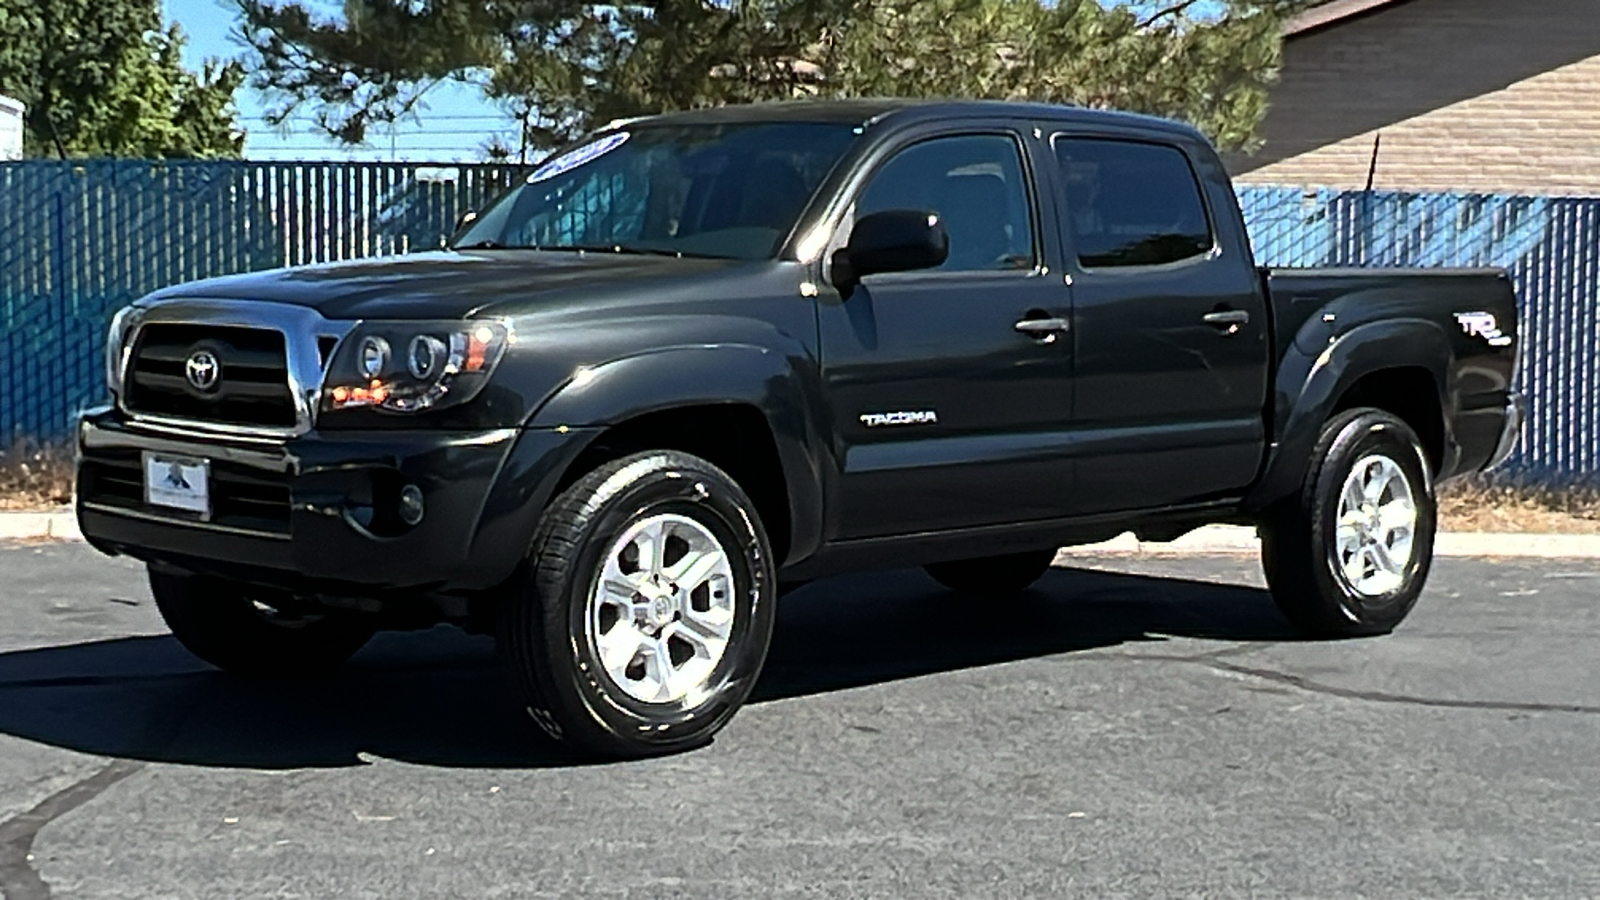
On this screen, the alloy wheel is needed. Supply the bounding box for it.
[586,513,737,704]
[1333,453,1418,597]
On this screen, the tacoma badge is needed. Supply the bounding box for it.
[859,410,939,428]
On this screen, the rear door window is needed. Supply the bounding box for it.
[1053,138,1214,269]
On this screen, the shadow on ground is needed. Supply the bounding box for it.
[0,566,1295,769]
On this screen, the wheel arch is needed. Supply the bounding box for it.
[1246,318,1453,512]
[527,345,827,566]
[1329,367,1445,470]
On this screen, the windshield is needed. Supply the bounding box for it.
[453,122,860,260]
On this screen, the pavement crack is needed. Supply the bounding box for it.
[1109,642,1283,665]
[0,760,144,900]
[1205,660,1600,715]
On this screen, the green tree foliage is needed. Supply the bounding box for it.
[825,0,1297,153]
[238,0,1306,158]
[0,0,245,158]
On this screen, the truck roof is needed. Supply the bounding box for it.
[616,98,1206,141]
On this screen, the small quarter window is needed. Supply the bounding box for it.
[1054,138,1213,268]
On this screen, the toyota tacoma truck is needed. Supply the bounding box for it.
[77,100,1523,758]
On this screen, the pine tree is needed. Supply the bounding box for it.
[0,0,244,158]
[237,0,1306,157]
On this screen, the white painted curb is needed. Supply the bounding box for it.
[1058,524,1600,560]
[0,510,82,542]
[3,513,1598,560]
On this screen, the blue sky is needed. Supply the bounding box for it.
[165,0,519,161]
[164,0,1190,162]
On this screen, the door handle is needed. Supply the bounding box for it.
[1014,317,1071,340]
[1202,309,1251,328]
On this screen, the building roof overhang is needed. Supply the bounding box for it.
[1284,0,1416,38]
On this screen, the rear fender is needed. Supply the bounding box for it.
[1245,318,1452,511]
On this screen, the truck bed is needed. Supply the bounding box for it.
[1258,265,1520,482]
[1263,267,1516,358]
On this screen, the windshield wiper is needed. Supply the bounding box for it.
[456,241,727,259]
[537,244,724,260]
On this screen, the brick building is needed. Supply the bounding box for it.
[1230,0,1600,196]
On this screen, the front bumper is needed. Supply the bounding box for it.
[76,408,597,594]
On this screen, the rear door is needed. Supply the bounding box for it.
[817,128,1077,539]
[1050,134,1270,513]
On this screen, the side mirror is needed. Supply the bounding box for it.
[831,209,949,292]
[450,209,479,240]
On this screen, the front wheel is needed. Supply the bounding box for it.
[498,451,777,758]
[1260,408,1437,637]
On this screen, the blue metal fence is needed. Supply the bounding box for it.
[1,164,1595,482]
[0,160,520,439]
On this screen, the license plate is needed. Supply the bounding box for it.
[143,452,210,518]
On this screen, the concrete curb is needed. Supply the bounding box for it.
[0,510,83,542]
[3,513,1599,559]
[1058,524,1600,560]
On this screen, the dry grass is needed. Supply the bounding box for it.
[1,437,1598,533]
[1437,476,1600,534]
[0,440,75,511]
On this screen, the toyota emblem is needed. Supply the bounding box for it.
[185,349,222,392]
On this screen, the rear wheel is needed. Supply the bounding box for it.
[149,569,375,677]
[924,550,1057,597]
[498,451,777,758]
[1260,408,1437,637]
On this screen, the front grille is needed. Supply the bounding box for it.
[79,450,292,535]
[124,324,296,428]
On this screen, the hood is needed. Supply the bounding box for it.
[141,250,749,320]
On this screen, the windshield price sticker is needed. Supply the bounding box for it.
[526,132,630,184]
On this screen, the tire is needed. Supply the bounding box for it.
[1260,408,1438,637]
[148,569,376,677]
[499,451,778,758]
[924,550,1057,597]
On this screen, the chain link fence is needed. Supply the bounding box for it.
[1,165,1595,482]
[0,160,521,439]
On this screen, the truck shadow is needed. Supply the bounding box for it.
[0,565,1296,770]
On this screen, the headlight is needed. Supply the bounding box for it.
[322,320,510,414]
[105,305,146,396]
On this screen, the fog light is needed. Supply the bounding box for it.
[398,484,425,526]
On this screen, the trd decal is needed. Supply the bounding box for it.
[1454,312,1513,347]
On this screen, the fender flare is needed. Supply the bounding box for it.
[526,343,828,564]
[1244,318,1453,511]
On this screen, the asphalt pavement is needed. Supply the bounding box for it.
[1,540,1597,899]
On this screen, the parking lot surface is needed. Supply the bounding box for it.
[1,541,1597,899]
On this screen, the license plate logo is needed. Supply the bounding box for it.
[143,453,210,517]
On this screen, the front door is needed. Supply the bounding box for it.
[818,131,1076,540]
[1051,135,1271,514]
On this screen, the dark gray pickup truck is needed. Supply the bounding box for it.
[77,99,1523,757]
